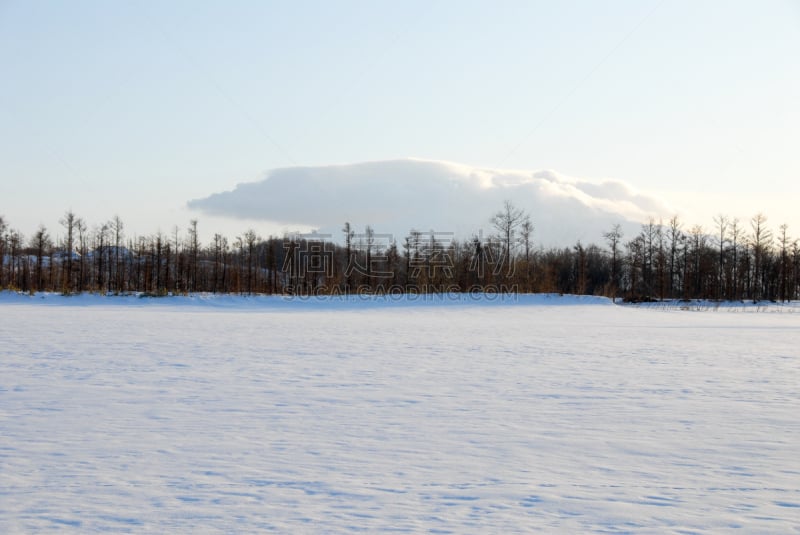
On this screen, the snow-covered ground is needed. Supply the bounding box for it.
[1,293,799,533]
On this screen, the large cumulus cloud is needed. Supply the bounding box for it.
[188,158,672,245]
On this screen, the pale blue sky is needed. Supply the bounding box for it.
[1,0,798,243]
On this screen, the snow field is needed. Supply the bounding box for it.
[1,296,799,533]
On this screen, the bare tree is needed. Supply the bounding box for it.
[111,215,124,293]
[667,216,683,298]
[244,229,258,294]
[212,233,226,293]
[59,210,78,293]
[574,241,587,295]
[234,234,245,294]
[342,222,354,292]
[518,215,534,290]
[687,225,706,298]
[792,239,800,301]
[407,230,422,286]
[31,225,51,291]
[639,218,660,294]
[517,215,533,262]
[729,218,743,300]
[188,220,199,292]
[76,218,88,291]
[0,215,7,288]
[95,222,110,292]
[172,226,181,294]
[154,233,164,292]
[603,224,623,302]
[402,233,414,288]
[8,229,24,290]
[750,213,772,302]
[655,220,668,300]
[161,231,172,294]
[778,224,790,302]
[713,214,728,300]
[491,200,526,278]
[365,225,375,288]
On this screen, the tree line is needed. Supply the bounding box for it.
[1,203,799,302]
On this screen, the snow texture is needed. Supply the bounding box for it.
[1,293,799,533]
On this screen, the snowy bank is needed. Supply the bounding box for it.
[621,298,800,313]
[3,291,797,312]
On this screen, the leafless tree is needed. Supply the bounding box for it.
[0,215,8,288]
[667,216,683,297]
[342,222,354,292]
[95,222,110,292]
[31,225,51,291]
[778,223,791,302]
[603,224,623,302]
[212,233,226,293]
[111,215,124,292]
[713,214,728,300]
[729,218,743,300]
[518,215,534,291]
[59,210,79,292]
[365,225,375,288]
[188,220,199,292]
[76,218,88,291]
[244,229,258,294]
[8,229,24,290]
[750,213,772,302]
[491,200,526,278]
[172,226,181,294]
[792,240,800,301]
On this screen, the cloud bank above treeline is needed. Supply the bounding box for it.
[188,158,672,245]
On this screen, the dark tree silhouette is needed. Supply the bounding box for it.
[603,224,623,302]
[491,200,526,279]
[59,210,78,293]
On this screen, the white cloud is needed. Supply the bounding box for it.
[187,158,673,246]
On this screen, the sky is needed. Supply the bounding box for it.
[1,0,798,246]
